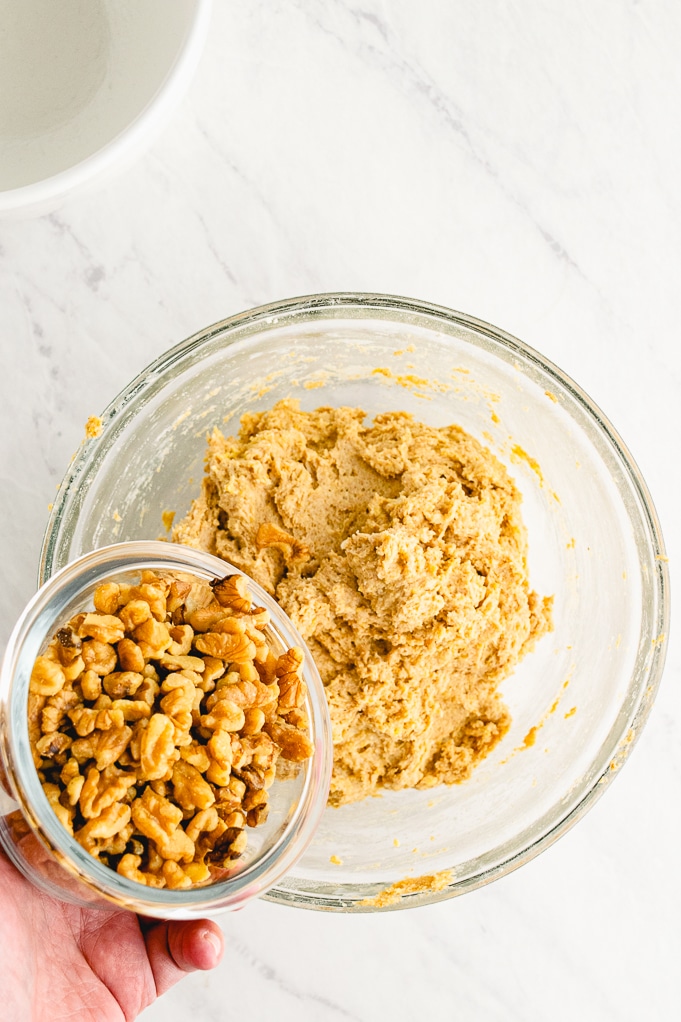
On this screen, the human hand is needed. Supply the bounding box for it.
[0,848,224,1022]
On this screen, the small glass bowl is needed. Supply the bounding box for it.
[38,293,669,911]
[0,542,332,918]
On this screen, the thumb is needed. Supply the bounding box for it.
[144,918,224,997]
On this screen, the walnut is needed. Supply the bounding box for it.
[185,806,220,843]
[136,674,160,707]
[159,674,195,735]
[51,627,82,663]
[78,614,125,644]
[162,860,193,889]
[202,699,245,733]
[82,640,118,676]
[246,804,269,828]
[68,706,98,736]
[111,699,151,722]
[211,616,247,636]
[185,605,227,633]
[66,775,85,806]
[160,652,205,673]
[237,659,260,683]
[194,631,256,663]
[60,759,85,806]
[171,761,215,812]
[255,522,310,563]
[27,690,46,764]
[139,713,176,781]
[257,650,279,686]
[70,734,99,764]
[276,647,303,675]
[79,766,137,819]
[180,741,211,774]
[135,582,168,621]
[118,599,152,632]
[210,574,252,612]
[202,660,228,693]
[61,656,85,683]
[117,853,166,888]
[35,732,72,759]
[242,708,266,734]
[225,829,248,858]
[221,808,247,830]
[80,670,102,701]
[133,617,171,658]
[75,803,131,852]
[102,671,143,698]
[243,732,278,773]
[93,725,133,771]
[93,583,122,616]
[43,783,75,833]
[117,638,146,673]
[265,721,313,762]
[30,657,66,697]
[282,707,309,731]
[167,579,192,614]
[277,672,307,710]
[131,788,194,863]
[41,687,80,733]
[242,788,268,811]
[221,678,277,709]
[184,861,212,885]
[167,625,194,656]
[205,729,233,786]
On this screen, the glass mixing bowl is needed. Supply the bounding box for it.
[40,293,669,911]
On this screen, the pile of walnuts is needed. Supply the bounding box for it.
[28,570,313,889]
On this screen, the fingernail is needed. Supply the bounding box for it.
[201,929,222,960]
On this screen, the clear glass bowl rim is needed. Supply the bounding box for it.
[38,292,670,911]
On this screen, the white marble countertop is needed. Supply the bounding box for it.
[1,2,679,1019]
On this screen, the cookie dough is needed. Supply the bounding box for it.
[174,401,552,806]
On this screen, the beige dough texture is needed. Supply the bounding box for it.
[174,401,553,806]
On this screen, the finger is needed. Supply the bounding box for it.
[168,918,224,972]
[144,919,223,997]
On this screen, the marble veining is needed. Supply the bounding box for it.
[0,2,679,1019]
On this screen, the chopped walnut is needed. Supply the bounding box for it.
[194,631,256,663]
[255,522,310,564]
[78,614,125,645]
[29,569,314,889]
[30,657,66,697]
[82,641,118,676]
[210,573,251,612]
